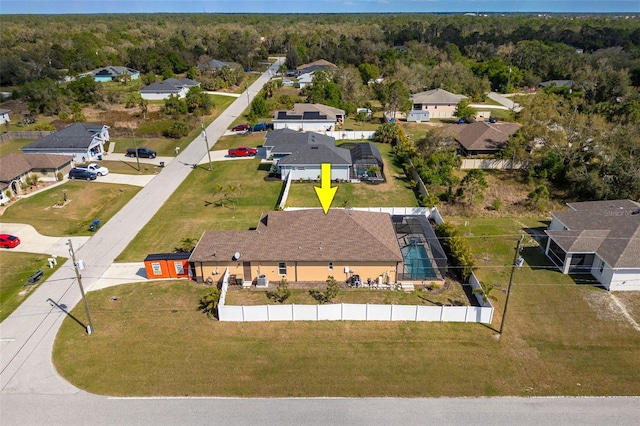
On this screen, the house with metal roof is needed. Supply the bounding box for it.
[83,66,140,82]
[273,103,345,132]
[544,200,640,291]
[448,121,521,156]
[189,209,403,285]
[408,88,467,121]
[21,123,109,162]
[140,78,200,100]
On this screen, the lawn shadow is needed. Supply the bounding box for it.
[47,298,88,332]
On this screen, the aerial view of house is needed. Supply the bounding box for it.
[0,108,10,125]
[140,78,200,100]
[408,88,467,121]
[273,103,345,131]
[189,209,446,286]
[449,121,522,156]
[198,59,239,72]
[20,123,109,162]
[0,153,72,200]
[295,59,338,75]
[545,199,640,291]
[81,66,141,82]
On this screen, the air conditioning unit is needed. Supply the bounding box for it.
[257,274,269,288]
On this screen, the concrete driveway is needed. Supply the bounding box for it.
[0,223,89,258]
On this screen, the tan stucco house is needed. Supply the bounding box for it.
[408,88,467,121]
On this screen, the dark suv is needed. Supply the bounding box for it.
[126,147,157,158]
[69,168,97,180]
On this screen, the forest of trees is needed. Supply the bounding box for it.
[1,13,639,202]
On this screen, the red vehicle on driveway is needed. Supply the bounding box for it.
[228,146,257,157]
[0,234,20,248]
[232,123,249,132]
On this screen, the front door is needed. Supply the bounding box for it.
[243,262,252,283]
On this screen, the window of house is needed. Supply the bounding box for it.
[151,262,162,275]
[174,262,185,275]
[599,259,605,274]
[278,262,287,275]
[328,262,333,270]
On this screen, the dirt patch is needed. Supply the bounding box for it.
[583,291,640,331]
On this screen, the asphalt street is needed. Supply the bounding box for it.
[2,59,639,424]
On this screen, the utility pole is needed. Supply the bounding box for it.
[67,239,94,335]
[499,234,524,335]
[201,120,212,171]
[245,83,250,106]
[132,128,140,172]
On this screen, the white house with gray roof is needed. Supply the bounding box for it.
[277,144,352,182]
[82,66,140,82]
[0,108,10,125]
[21,123,109,162]
[545,200,640,291]
[408,88,467,121]
[273,103,345,132]
[140,78,200,100]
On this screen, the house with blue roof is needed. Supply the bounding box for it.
[83,66,140,82]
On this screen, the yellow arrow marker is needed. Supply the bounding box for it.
[314,163,338,214]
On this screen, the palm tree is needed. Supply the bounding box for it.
[473,282,498,306]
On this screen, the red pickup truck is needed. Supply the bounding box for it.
[227,146,257,157]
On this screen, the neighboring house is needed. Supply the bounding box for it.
[544,200,640,291]
[296,72,315,88]
[0,153,73,198]
[21,123,109,162]
[277,143,352,182]
[198,59,238,72]
[140,78,200,100]
[0,108,10,125]
[449,121,521,156]
[296,59,338,75]
[189,209,404,285]
[273,103,345,132]
[261,128,335,160]
[408,88,467,121]
[539,80,573,89]
[83,66,140,82]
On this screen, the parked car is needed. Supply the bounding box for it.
[126,147,157,158]
[232,123,249,132]
[77,163,109,176]
[489,116,498,123]
[68,168,97,180]
[0,234,20,249]
[251,122,268,132]
[228,146,257,157]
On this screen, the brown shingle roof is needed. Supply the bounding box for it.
[0,153,73,182]
[296,59,338,70]
[450,122,521,153]
[190,209,403,263]
[546,200,640,268]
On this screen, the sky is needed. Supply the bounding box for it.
[0,1,638,15]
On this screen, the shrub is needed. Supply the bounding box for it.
[267,278,291,303]
[310,275,340,304]
[162,121,190,139]
[491,198,502,211]
[435,222,474,280]
[198,287,221,319]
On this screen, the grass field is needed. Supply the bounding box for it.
[53,272,640,397]
[1,181,141,236]
[0,138,38,156]
[116,160,282,261]
[0,251,64,322]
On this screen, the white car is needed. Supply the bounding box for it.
[78,163,109,176]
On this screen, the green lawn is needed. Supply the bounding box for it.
[1,181,141,236]
[0,138,37,156]
[116,160,282,261]
[53,273,640,397]
[286,142,418,208]
[0,252,64,322]
[85,160,158,175]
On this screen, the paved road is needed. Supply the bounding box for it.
[488,91,522,112]
[2,59,640,424]
[0,58,284,396]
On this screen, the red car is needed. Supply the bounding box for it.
[0,234,20,248]
[228,146,257,157]
[232,123,249,132]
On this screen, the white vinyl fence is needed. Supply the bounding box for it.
[217,269,493,324]
[327,130,376,140]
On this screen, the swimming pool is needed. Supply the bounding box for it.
[401,244,437,279]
